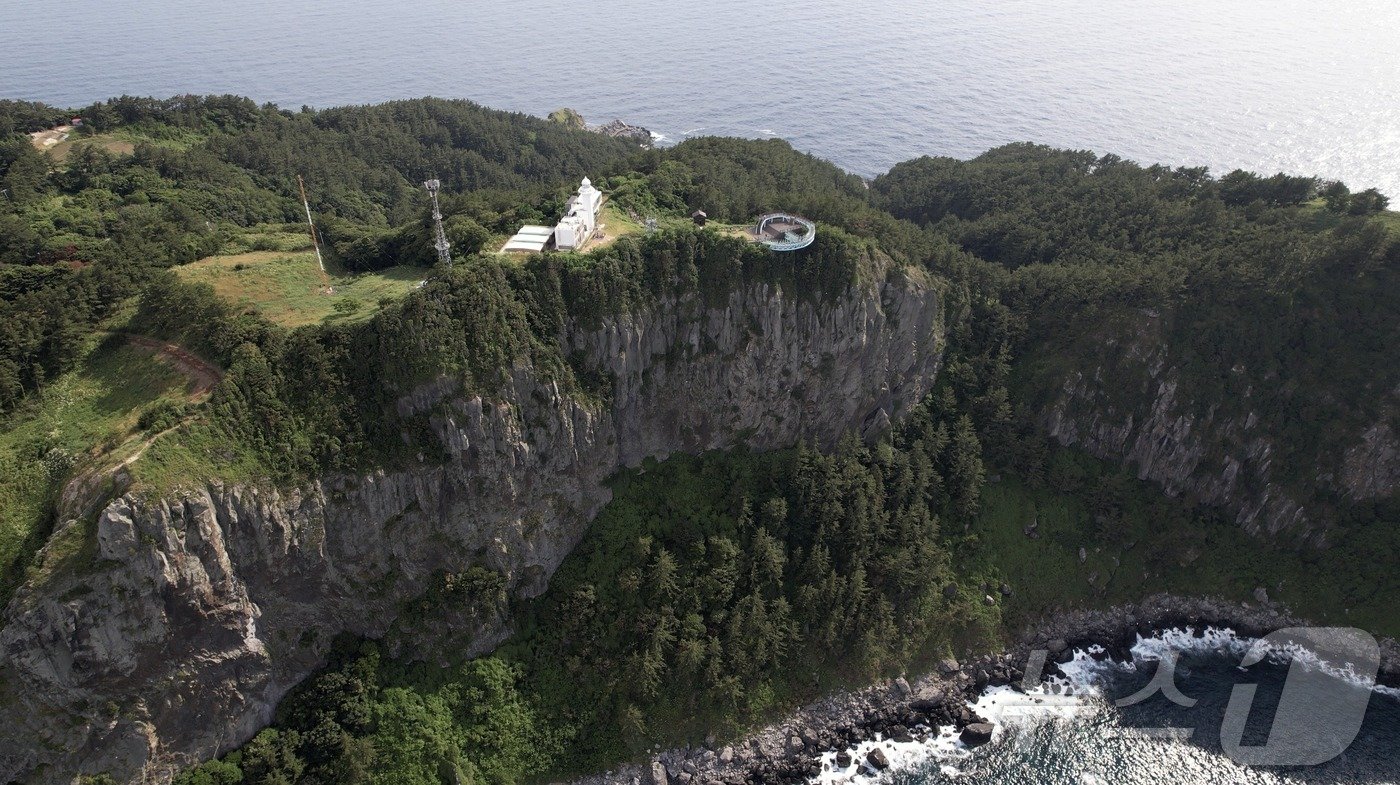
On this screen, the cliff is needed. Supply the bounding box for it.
[1036,308,1399,544]
[0,265,945,784]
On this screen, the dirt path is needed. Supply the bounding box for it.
[124,335,224,396]
[58,336,224,518]
[28,125,73,150]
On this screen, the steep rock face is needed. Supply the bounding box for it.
[0,268,944,784]
[1341,405,1400,501]
[1039,310,1398,543]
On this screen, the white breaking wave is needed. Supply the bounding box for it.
[808,627,1396,783]
[809,650,1110,784]
[811,728,965,785]
[1133,626,1396,699]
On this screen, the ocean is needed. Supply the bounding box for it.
[813,630,1400,785]
[0,0,1397,196]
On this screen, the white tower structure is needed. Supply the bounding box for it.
[554,177,604,251]
[576,177,601,222]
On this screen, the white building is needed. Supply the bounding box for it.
[554,177,603,251]
[552,215,588,251]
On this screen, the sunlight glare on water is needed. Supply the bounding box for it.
[1,0,1396,194]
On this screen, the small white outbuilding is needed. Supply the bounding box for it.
[502,225,553,253]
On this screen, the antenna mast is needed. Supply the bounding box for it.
[297,175,329,287]
[423,178,452,268]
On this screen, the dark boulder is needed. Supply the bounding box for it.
[959,723,995,747]
[865,748,890,771]
[910,695,944,713]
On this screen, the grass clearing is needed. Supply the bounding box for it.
[178,230,429,328]
[43,123,206,162]
[0,335,198,602]
[590,201,646,249]
[130,419,268,498]
[46,135,136,161]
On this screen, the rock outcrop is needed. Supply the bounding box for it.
[0,267,944,784]
[1342,413,1400,502]
[591,119,653,146]
[549,107,653,146]
[1038,309,1398,544]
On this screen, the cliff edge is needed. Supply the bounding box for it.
[0,265,945,784]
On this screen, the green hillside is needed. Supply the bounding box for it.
[2,96,1397,785]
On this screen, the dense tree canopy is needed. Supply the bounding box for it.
[874,143,1400,496]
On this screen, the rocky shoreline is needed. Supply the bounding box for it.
[562,594,1400,785]
[547,107,654,146]
[589,118,654,146]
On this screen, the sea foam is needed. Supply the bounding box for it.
[808,626,1394,783]
[809,649,1108,784]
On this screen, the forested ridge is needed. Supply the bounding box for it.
[0,95,639,412]
[3,96,1399,785]
[875,146,1399,519]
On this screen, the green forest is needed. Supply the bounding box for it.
[2,95,1398,785]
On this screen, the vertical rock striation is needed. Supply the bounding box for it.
[0,266,944,784]
[1039,310,1398,543]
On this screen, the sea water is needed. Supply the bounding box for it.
[812,629,1400,785]
[1,0,1397,196]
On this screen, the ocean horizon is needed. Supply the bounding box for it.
[2,0,1397,196]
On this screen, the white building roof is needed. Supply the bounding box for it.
[500,224,557,253]
[503,236,549,253]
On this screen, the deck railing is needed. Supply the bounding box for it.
[756,213,816,251]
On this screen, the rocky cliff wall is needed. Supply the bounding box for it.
[1038,309,1399,544]
[0,266,944,784]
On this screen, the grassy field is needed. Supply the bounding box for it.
[0,333,199,602]
[40,123,208,162]
[128,418,269,499]
[45,135,136,161]
[177,230,429,328]
[591,202,646,248]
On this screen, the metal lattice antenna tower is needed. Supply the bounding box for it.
[423,179,452,268]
